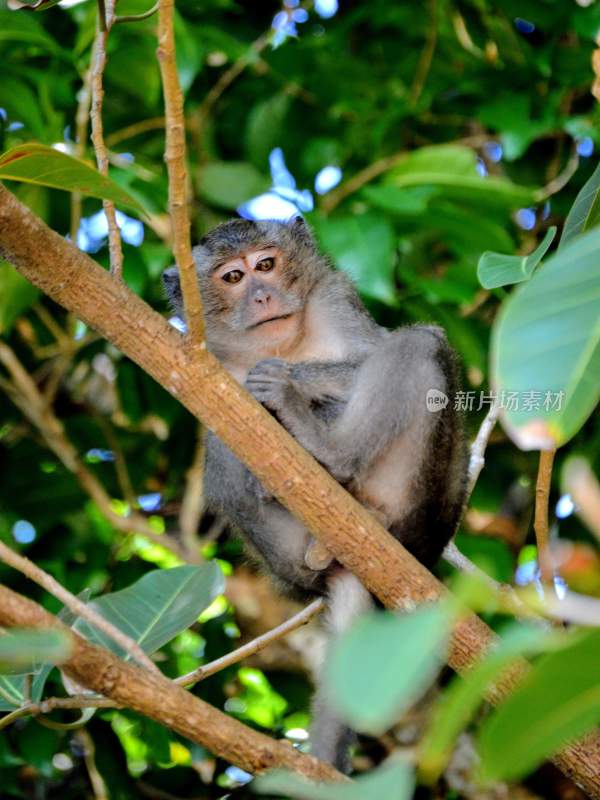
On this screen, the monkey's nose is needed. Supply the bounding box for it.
[254,289,271,305]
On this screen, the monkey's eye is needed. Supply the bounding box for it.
[256,257,275,272]
[222,270,244,284]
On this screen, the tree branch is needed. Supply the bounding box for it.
[466,399,501,497]
[90,10,124,279]
[156,0,205,345]
[0,539,159,674]
[1,185,600,796]
[176,597,324,687]
[534,448,556,582]
[0,584,343,782]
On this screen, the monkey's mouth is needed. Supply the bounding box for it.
[248,313,293,329]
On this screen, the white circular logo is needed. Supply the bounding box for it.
[426,389,448,412]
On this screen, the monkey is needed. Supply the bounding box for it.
[162,216,468,772]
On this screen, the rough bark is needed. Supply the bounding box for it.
[0,585,342,781]
[1,184,599,797]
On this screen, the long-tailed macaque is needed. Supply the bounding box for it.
[163,217,468,772]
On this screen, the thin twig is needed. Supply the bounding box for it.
[106,116,167,147]
[0,540,159,674]
[194,33,270,134]
[114,1,158,24]
[176,597,325,687]
[71,62,94,241]
[0,599,325,727]
[0,696,117,731]
[535,148,580,202]
[90,6,124,279]
[321,134,490,214]
[96,414,138,507]
[443,541,536,619]
[157,0,205,344]
[466,399,501,497]
[179,424,205,560]
[534,449,556,582]
[0,341,190,561]
[409,0,438,107]
[321,151,409,214]
[76,729,110,800]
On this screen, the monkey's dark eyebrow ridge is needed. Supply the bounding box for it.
[208,243,279,275]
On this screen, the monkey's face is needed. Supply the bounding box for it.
[209,245,304,335]
[163,218,330,366]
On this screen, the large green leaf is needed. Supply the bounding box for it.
[197,161,270,210]
[0,630,72,673]
[254,759,414,800]
[560,160,600,247]
[0,260,39,334]
[73,564,225,659]
[477,628,600,782]
[384,145,534,205]
[491,227,600,448]
[0,10,61,49]
[0,144,145,213]
[419,622,564,781]
[313,213,397,305]
[325,604,450,733]
[478,226,556,289]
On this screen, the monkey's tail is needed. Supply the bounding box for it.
[309,570,373,773]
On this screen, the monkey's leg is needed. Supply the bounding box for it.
[310,571,373,772]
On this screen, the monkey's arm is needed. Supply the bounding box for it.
[246,328,458,486]
[245,358,355,479]
[204,431,266,513]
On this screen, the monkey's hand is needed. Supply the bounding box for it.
[245,358,298,417]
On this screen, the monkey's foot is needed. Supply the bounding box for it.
[305,538,335,570]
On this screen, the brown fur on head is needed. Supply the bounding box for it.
[162,217,331,365]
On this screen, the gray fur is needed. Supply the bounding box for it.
[162,217,468,772]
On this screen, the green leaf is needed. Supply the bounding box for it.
[560,160,600,247]
[0,144,145,213]
[0,76,47,139]
[477,226,557,289]
[419,622,564,782]
[73,564,225,659]
[0,10,61,49]
[385,145,535,205]
[254,759,414,800]
[245,94,292,170]
[313,213,397,305]
[477,628,600,782]
[0,260,39,334]
[0,675,30,710]
[491,227,600,448]
[361,185,437,216]
[0,629,72,672]
[325,604,450,733]
[197,161,270,210]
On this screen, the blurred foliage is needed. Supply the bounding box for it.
[1,0,600,797]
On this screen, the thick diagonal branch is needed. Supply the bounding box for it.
[0,185,599,797]
[0,584,341,782]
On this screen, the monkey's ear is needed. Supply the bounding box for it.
[161,266,183,314]
[290,215,315,246]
